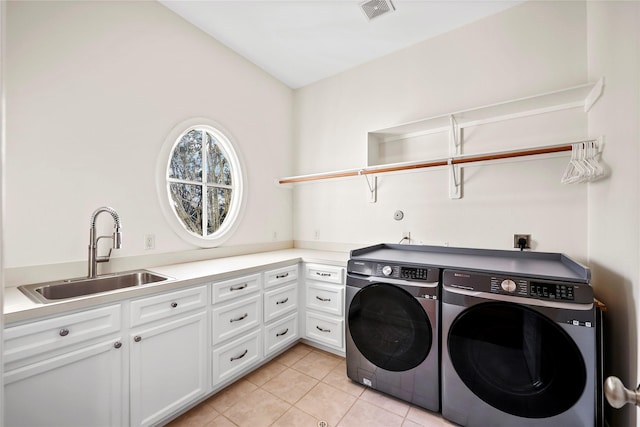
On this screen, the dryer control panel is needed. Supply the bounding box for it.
[443,270,593,304]
[348,260,439,282]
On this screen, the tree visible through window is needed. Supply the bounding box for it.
[167,127,236,238]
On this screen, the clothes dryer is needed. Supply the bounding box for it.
[441,269,603,427]
[346,258,440,411]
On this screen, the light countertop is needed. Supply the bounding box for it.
[4,249,349,325]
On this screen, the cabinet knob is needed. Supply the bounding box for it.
[170,302,178,308]
[134,336,142,342]
[114,341,122,349]
[59,328,70,337]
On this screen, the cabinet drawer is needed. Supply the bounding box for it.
[212,329,261,385]
[305,312,343,349]
[306,282,343,316]
[264,264,298,289]
[305,263,344,284]
[264,312,298,357]
[264,283,298,323]
[4,304,121,364]
[212,294,261,343]
[130,285,207,327]
[212,274,261,304]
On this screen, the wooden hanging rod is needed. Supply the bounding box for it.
[278,143,578,185]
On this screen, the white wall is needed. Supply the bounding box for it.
[1,0,6,418]
[292,1,590,260]
[587,2,640,426]
[293,2,640,426]
[4,1,294,282]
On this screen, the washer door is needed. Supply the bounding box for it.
[348,283,432,372]
[448,301,586,419]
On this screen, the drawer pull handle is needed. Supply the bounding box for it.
[316,325,331,333]
[230,313,248,323]
[276,273,289,279]
[230,283,248,291]
[230,349,248,362]
[59,328,70,337]
[276,297,289,305]
[316,272,331,277]
[170,302,178,308]
[134,336,142,342]
[114,341,122,349]
[276,328,289,337]
[316,295,331,302]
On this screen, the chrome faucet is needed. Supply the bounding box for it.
[88,206,123,278]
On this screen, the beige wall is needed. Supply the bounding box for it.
[292,1,590,259]
[4,1,294,279]
[587,2,640,426]
[293,2,640,425]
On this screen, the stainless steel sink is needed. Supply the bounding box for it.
[18,270,173,304]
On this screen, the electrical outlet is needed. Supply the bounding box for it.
[513,234,531,249]
[144,234,155,250]
[314,230,320,240]
[402,231,411,243]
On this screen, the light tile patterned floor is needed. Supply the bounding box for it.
[165,343,457,427]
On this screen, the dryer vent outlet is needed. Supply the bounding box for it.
[513,234,531,250]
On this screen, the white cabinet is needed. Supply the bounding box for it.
[264,312,298,356]
[2,258,346,426]
[212,293,261,343]
[263,264,299,357]
[211,273,263,387]
[4,305,126,427]
[264,283,297,323]
[212,329,261,384]
[303,263,345,352]
[211,273,261,304]
[129,286,208,427]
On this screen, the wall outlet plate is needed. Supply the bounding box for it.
[513,234,531,249]
[144,234,155,250]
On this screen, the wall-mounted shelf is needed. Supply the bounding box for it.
[278,79,604,199]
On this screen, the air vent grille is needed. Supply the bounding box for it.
[360,0,395,21]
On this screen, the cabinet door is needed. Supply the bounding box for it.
[306,281,344,316]
[212,329,261,386]
[4,338,125,427]
[212,294,261,344]
[264,283,297,323]
[129,311,208,427]
[264,312,298,357]
[305,311,344,349]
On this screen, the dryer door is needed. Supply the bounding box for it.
[447,301,586,419]
[348,283,432,372]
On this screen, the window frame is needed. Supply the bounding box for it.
[157,118,246,247]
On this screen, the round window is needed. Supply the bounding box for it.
[157,118,245,247]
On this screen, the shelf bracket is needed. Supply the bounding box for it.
[359,170,377,203]
[448,159,462,199]
[584,77,604,112]
[448,115,462,199]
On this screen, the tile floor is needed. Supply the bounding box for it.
[165,343,456,427]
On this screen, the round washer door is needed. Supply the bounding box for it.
[447,301,586,419]
[348,283,432,372]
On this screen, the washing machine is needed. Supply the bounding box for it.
[441,268,603,427]
[346,257,441,412]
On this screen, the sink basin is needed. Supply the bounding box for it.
[18,270,173,304]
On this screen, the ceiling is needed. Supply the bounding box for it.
[159,1,524,89]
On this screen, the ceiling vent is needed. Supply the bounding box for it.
[360,0,395,21]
